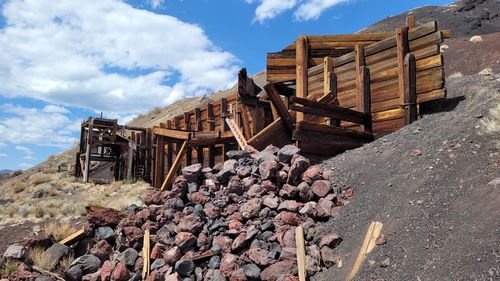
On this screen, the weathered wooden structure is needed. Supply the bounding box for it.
[77,16,450,188]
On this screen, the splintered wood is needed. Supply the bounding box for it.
[347,221,383,281]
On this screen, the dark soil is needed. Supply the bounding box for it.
[360,0,500,37]
[0,221,37,254]
[314,75,500,281]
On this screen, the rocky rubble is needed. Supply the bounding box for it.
[1,144,349,281]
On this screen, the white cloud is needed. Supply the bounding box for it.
[43,105,69,114]
[0,0,239,115]
[0,142,6,148]
[1,104,79,148]
[245,0,352,22]
[294,0,351,21]
[149,0,164,9]
[0,153,7,157]
[18,162,34,169]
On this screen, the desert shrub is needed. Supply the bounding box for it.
[11,170,23,177]
[9,179,26,193]
[152,106,162,114]
[18,207,29,218]
[61,203,85,217]
[32,206,45,218]
[29,173,52,186]
[44,222,75,241]
[1,259,20,278]
[27,247,52,271]
[2,205,18,218]
[57,254,74,273]
[481,103,500,147]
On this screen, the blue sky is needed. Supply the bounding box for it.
[0,0,452,170]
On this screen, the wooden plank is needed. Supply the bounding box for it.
[225,118,247,150]
[404,52,417,124]
[359,65,373,134]
[184,112,192,166]
[355,44,366,113]
[160,140,187,191]
[207,103,216,167]
[265,83,294,131]
[295,225,307,281]
[152,127,190,139]
[240,104,253,139]
[406,15,416,29]
[296,36,309,123]
[153,126,165,189]
[296,121,374,141]
[142,229,150,280]
[397,27,410,107]
[291,96,368,123]
[346,222,383,281]
[59,227,86,245]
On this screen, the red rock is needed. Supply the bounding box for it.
[279,247,297,261]
[111,261,129,281]
[279,184,299,198]
[263,194,280,209]
[230,268,247,281]
[122,226,143,242]
[204,203,221,219]
[375,234,386,245]
[262,180,277,192]
[227,177,245,195]
[259,160,280,180]
[228,220,243,230]
[176,214,203,234]
[198,232,208,247]
[228,212,243,221]
[247,248,271,266]
[87,208,122,227]
[278,200,304,212]
[213,235,233,253]
[190,192,211,204]
[231,232,248,251]
[164,272,182,281]
[226,204,239,215]
[287,156,310,185]
[260,260,297,281]
[299,202,317,217]
[302,165,325,185]
[163,246,181,265]
[410,149,422,156]
[320,247,341,267]
[297,182,313,202]
[247,184,265,197]
[306,245,321,273]
[100,260,113,281]
[135,208,151,224]
[143,189,164,205]
[90,240,112,261]
[220,253,239,276]
[281,227,297,248]
[9,269,33,281]
[141,220,159,232]
[319,233,342,248]
[277,275,299,281]
[174,232,197,252]
[150,243,165,260]
[311,180,332,197]
[240,198,262,219]
[316,198,334,218]
[275,211,302,226]
[343,186,355,198]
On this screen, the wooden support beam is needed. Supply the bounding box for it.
[265,83,294,131]
[152,127,190,140]
[221,98,230,160]
[355,44,366,113]
[406,15,416,29]
[195,107,202,131]
[160,140,188,191]
[291,96,370,125]
[184,112,192,166]
[359,65,373,134]
[207,103,216,167]
[240,104,253,139]
[295,225,307,281]
[396,27,410,106]
[296,35,308,123]
[404,52,417,124]
[225,117,248,150]
[296,120,374,141]
[154,124,165,188]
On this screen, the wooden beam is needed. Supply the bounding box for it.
[152,127,190,140]
[296,121,374,141]
[160,140,187,191]
[225,117,248,150]
[406,15,416,29]
[59,227,85,245]
[195,107,202,131]
[396,27,410,106]
[296,36,308,123]
[290,96,369,124]
[295,225,307,281]
[207,103,216,167]
[355,44,366,113]
[142,229,150,280]
[359,65,373,134]
[404,52,417,124]
[346,222,383,281]
[265,83,294,131]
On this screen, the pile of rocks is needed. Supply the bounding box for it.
[2,144,349,281]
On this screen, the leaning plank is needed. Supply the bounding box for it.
[295,225,307,281]
[59,227,86,245]
[160,140,188,191]
[152,127,190,140]
[291,96,369,125]
[265,83,294,131]
[225,117,248,150]
[142,229,150,280]
[346,221,383,281]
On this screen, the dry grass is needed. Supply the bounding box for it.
[29,173,53,186]
[9,179,27,193]
[481,103,500,147]
[44,222,75,241]
[58,254,75,273]
[2,205,18,218]
[27,247,53,271]
[1,259,20,278]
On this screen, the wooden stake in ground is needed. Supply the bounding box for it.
[295,225,307,281]
[142,229,150,280]
[59,227,86,246]
[225,117,248,150]
[160,140,188,191]
[346,221,383,281]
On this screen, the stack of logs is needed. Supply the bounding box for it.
[2,144,351,281]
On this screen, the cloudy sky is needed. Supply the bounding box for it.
[0,0,451,170]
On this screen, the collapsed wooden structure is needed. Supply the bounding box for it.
[76,16,449,188]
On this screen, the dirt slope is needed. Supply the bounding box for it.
[313,74,500,281]
[360,0,500,37]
